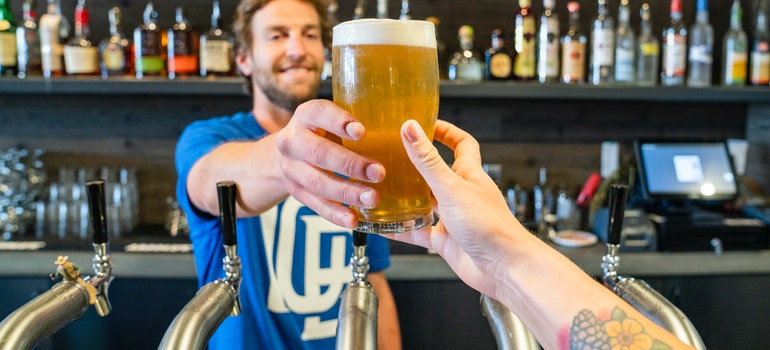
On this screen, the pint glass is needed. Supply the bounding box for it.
[332,19,439,234]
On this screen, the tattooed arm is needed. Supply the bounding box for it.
[277,117,695,350]
[388,120,693,349]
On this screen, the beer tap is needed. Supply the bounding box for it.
[480,295,539,350]
[601,185,706,350]
[159,181,242,350]
[0,180,114,350]
[335,230,378,350]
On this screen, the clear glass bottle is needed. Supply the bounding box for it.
[513,0,536,81]
[200,0,234,77]
[560,1,586,84]
[687,0,713,87]
[99,7,131,77]
[167,7,198,79]
[636,3,659,86]
[661,0,687,86]
[590,0,614,85]
[376,0,388,19]
[133,1,164,79]
[64,0,99,76]
[722,0,748,86]
[485,28,513,80]
[0,0,18,76]
[448,25,484,81]
[16,0,42,79]
[751,0,770,85]
[537,0,559,83]
[614,0,635,84]
[39,0,65,78]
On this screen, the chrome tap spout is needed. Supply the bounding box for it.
[159,181,243,350]
[336,230,378,350]
[612,278,706,350]
[601,185,706,350]
[158,280,238,350]
[0,180,114,350]
[480,295,539,350]
[0,281,90,350]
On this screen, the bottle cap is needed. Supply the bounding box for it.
[567,1,579,13]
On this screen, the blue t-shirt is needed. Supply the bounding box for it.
[175,111,391,350]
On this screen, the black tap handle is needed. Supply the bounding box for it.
[217,181,238,246]
[86,180,108,244]
[353,230,367,247]
[607,184,629,246]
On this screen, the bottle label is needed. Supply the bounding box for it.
[63,45,99,74]
[102,43,126,71]
[689,44,713,64]
[537,17,560,79]
[725,51,748,84]
[39,14,63,73]
[751,50,770,84]
[489,52,512,78]
[139,30,162,56]
[561,41,585,81]
[0,32,17,65]
[640,42,659,56]
[201,40,233,72]
[614,47,634,82]
[662,35,686,77]
[514,16,536,78]
[137,56,164,73]
[591,28,614,66]
[455,61,484,81]
[169,55,198,74]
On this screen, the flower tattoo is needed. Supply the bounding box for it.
[570,307,672,350]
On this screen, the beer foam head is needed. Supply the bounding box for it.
[333,19,436,48]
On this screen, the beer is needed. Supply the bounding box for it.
[332,19,438,233]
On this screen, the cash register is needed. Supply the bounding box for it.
[634,139,769,252]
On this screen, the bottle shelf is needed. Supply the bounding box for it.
[2,76,770,104]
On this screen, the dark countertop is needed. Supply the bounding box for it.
[2,238,770,281]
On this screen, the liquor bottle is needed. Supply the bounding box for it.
[426,16,447,80]
[16,0,42,79]
[0,0,18,76]
[448,25,483,81]
[200,0,234,77]
[589,0,614,85]
[532,167,554,230]
[614,0,635,84]
[485,29,513,80]
[722,0,748,86]
[133,2,164,79]
[560,1,586,84]
[537,0,559,83]
[64,0,99,76]
[513,0,536,81]
[321,0,337,80]
[167,7,198,79]
[376,0,388,19]
[751,0,770,85]
[99,7,131,77]
[39,0,66,78]
[661,0,687,86]
[687,0,713,87]
[636,3,659,86]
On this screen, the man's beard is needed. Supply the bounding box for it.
[253,63,321,113]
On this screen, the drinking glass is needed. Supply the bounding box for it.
[332,19,439,234]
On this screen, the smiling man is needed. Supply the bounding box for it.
[174,0,401,349]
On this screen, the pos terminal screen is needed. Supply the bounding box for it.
[635,140,739,202]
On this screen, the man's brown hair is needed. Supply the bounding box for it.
[233,0,333,54]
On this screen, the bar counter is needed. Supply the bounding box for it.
[3,242,770,280]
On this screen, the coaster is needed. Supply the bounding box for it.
[552,230,599,247]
